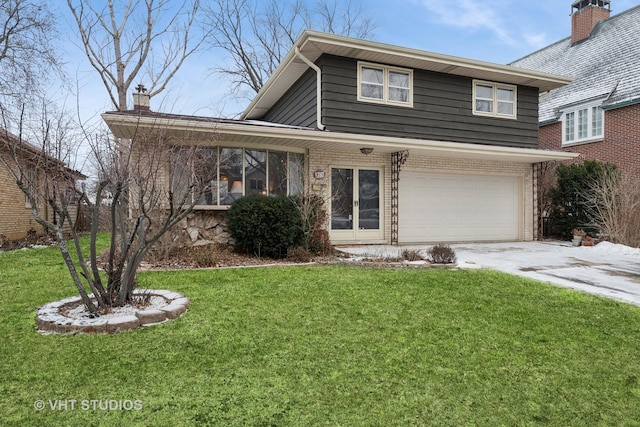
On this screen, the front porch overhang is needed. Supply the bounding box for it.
[102,112,579,163]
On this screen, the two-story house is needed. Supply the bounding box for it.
[511,1,640,177]
[102,30,576,245]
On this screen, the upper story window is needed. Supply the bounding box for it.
[562,102,604,145]
[358,62,413,107]
[473,80,517,119]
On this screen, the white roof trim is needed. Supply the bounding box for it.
[103,113,578,164]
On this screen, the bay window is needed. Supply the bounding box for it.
[562,102,604,145]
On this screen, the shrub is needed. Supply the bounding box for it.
[227,195,304,259]
[145,224,182,263]
[286,246,313,263]
[185,244,221,268]
[296,194,333,255]
[547,160,617,239]
[427,244,457,264]
[583,169,640,247]
[401,249,424,261]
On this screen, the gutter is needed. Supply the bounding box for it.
[294,47,325,131]
[102,113,579,163]
[602,97,640,111]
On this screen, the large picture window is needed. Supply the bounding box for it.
[358,62,412,107]
[171,146,305,207]
[473,80,517,119]
[562,102,604,145]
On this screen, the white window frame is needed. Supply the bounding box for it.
[357,61,413,107]
[561,101,605,146]
[472,80,517,119]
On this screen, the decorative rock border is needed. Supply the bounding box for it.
[36,289,190,334]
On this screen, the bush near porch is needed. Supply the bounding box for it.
[3,241,640,425]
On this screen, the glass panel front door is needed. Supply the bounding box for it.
[358,169,379,230]
[331,168,354,230]
[331,167,382,241]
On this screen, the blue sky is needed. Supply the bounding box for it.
[53,0,640,123]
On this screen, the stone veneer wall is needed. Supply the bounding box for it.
[173,210,231,247]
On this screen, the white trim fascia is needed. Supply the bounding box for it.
[103,113,579,164]
[299,30,573,86]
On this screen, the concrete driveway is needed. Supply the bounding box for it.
[338,241,640,307]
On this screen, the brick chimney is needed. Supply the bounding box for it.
[132,84,150,111]
[571,0,611,43]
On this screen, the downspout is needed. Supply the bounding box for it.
[294,47,325,130]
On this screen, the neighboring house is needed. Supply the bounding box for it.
[511,1,640,177]
[103,30,576,245]
[0,130,85,242]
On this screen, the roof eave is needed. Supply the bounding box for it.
[102,112,578,164]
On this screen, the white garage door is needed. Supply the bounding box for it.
[398,172,520,243]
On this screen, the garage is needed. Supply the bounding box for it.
[398,171,521,243]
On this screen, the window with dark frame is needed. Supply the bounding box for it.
[170,147,306,207]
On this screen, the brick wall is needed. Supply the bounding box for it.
[572,6,610,43]
[308,148,535,243]
[540,103,640,177]
[0,155,45,241]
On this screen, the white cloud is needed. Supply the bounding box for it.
[523,32,549,50]
[420,0,517,46]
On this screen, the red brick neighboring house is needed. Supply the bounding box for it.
[0,130,85,242]
[511,1,640,177]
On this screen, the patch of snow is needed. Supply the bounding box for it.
[458,261,482,270]
[580,241,640,257]
[404,260,428,266]
[63,296,169,320]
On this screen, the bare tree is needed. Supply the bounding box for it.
[1,106,218,311]
[536,161,558,239]
[0,0,62,106]
[583,169,640,247]
[203,0,377,95]
[67,0,208,111]
[85,125,218,307]
[0,106,91,307]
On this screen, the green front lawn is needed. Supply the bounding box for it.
[2,244,640,425]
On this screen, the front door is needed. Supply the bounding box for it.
[330,167,383,242]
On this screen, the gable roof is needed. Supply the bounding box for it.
[510,5,640,123]
[0,128,86,180]
[242,30,572,120]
